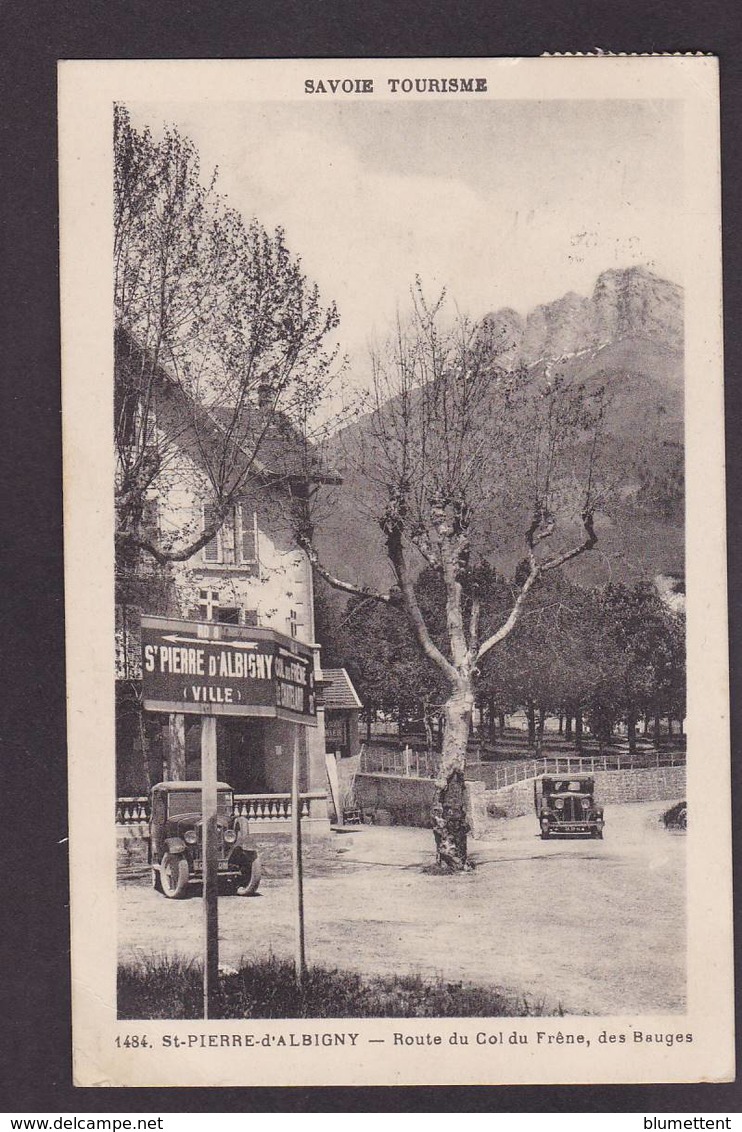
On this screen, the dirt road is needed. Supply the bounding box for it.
[118,801,685,1015]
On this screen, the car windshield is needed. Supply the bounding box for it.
[549,780,589,794]
[167,790,233,820]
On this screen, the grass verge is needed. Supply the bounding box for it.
[118,954,557,1018]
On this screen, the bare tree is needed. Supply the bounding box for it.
[114,105,340,572]
[300,283,606,869]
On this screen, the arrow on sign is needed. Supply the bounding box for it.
[162,634,258,649]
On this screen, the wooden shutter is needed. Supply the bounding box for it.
[237,505,258,565]
[202,504,221,563]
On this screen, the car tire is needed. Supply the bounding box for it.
[160,852,189,898]
[237,853,262,896]
[540,831,550,840]
[592,829,604,840]
[151,867,162,893]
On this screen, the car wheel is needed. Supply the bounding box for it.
[160,852,189,898]
[151,866,162,893]
[592,829,604,840]
[540,831,550,840]
[237,853,262,896]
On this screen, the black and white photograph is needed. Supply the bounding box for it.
[59,56,732,1087]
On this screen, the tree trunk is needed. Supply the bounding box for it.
[537,705,546,749]
[488,697,496,742]
[527,701,536,748]
[575,711,583,750]
[498,710,506,735]
[366,708,373,743]
[423,710,433,755]
[558,713,564,735]
[432,687,473,871]
[667,715,674,737]
[565,713,573,740]
[167,712,186,781]
[654,712,661,749]
[628,709,637,755]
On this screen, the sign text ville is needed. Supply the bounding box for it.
[140,616,316,723]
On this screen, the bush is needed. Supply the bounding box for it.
[118,954,556,1019]
[661,801,687,830]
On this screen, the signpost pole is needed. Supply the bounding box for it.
[291,727,306,988]
[201,714,219,1019]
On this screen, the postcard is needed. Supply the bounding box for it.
[59,56,732,1087]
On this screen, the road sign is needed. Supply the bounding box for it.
[141,615,318,1018]
[140,616,316,723]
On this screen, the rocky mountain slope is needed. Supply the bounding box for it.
[483,267,683,369]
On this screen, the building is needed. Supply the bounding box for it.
[322,668,363,761]
[114,328,341,836]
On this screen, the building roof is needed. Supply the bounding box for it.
[115,325,341,486]
[321,667,363,711]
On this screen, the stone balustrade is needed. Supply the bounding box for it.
[116,796,151,825]
[116,790,327,828]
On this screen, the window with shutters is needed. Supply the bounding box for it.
[200,502,259,573]
[141,497,159,540]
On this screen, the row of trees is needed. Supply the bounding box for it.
[316,570,685,753]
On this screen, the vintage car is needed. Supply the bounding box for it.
[148,780,262,898]
[534,775,605,839]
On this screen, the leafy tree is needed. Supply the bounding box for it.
[114,105,340,571]
[300,285,607,868]
[342,593,446,738]
[482,571,599,745]
[586,582,685,749]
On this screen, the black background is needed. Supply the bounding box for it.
[1,0,741,1114]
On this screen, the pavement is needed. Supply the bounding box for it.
[118,801,685,1015]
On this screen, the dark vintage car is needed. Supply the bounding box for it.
[149,781,262,899]
[534,775,605,840]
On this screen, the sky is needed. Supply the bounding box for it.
[131,98,683,411]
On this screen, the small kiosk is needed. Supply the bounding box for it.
[322,667,363,760]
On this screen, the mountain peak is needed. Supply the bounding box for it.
[591,267,683,350]
[484,267,682,367]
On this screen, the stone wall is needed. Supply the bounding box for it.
[117,822,341,881]
[469,766,686,838]
[354,772,436,827]
[321,765,687,837]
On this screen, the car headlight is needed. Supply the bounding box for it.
[184,830,198,845]
[554,798,564,810]
[223,828,237,844]
[581,798,591,810]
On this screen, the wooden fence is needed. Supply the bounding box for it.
[359,746,439,779]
